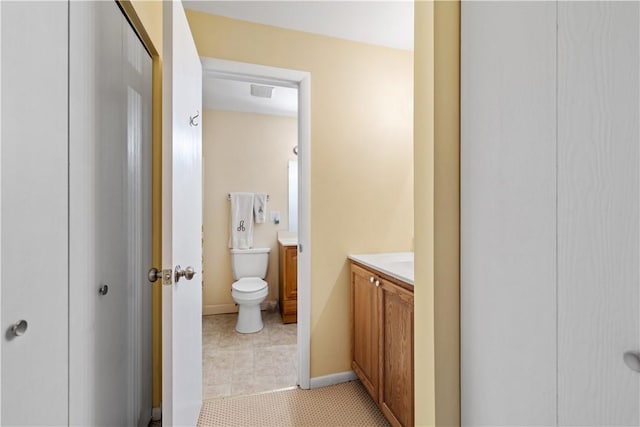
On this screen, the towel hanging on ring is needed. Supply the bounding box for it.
[229,192,254,249]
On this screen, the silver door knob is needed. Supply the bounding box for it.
[10,320,28,337]
[369,277,375,283]
[148,267,162,283]
[375,280,380,287]
[624,351,640,372]
[174,265,196,282]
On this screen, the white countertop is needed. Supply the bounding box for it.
[348,252,414,286]
[277,231,298,247]
[278,237,298,246]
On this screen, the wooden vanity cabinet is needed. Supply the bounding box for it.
[351,263,380,401]
[279,243,297,323]
[350,262,414,427]
[379,276,414,427]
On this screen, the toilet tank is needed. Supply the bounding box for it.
[230,247,271,280]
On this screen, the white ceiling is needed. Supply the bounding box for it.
[183,1,414,51]
[203,77,298,117]
[190,1,413,117]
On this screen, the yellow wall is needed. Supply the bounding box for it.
[202,110,297,313]
[120,3,461,423]
[186,10,414,377]
[414,1,460,425]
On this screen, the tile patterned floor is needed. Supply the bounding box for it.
[202,311,297,399]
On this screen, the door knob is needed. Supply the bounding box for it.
[148,267,162,283]
[624,351,640,372]
[174,265,196,282]
[10,320,28,337]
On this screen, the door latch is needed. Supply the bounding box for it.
[148,267,173,285]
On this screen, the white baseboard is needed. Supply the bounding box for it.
[309,370,357,389]
[151,406,161,422]
[202,303,238,316]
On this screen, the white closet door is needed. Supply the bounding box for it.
[557,2,640,425]
[70,1,152,425]
[1,2,69,425]
[460,2,557,425]
[123,15,154,427]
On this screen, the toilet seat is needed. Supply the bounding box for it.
[232,278,267,293]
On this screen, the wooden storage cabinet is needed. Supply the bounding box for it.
[279,243,298,323]
[351,262,414,427]
[351,264,380,401]
[379,277,414,427]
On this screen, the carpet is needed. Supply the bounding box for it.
[197,380,390,426]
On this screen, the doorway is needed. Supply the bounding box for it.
[200,57,311,397]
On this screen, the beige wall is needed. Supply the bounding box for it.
[122,4,461,423]
[203,109,298,313]
[186,10,414,377]
[414,1,460,426]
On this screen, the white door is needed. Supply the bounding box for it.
[1,2,69,424]
[461,3,557,425]
[557,2,640,425]
[69,1,153,425]
[162,1,203,425]
[462,2,640,426]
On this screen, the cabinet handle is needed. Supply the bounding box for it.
[370,276,375,283]
[375,280,380,287]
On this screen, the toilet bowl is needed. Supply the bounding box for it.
[232,278,269,333]
[230,247,271,333]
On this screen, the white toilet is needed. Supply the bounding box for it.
[230,247,271,333]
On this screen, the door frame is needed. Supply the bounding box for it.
[200,57,311,389]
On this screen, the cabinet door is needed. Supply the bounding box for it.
[284,246,298,299]
[351,264,379,402]
[379,279,413,427]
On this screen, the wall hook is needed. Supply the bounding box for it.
[189,110,200,127]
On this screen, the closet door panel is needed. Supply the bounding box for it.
[461,2,557,426]
[70,2,128,425]
[557,2,640,425]
[1,2,69,424]
[123,16,154,427]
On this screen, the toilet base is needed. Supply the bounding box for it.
[235,303,263,334]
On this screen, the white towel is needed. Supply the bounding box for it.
[254,193,268,224]
[229,192,254,249]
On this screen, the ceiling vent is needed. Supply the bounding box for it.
[250,84,275,99]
